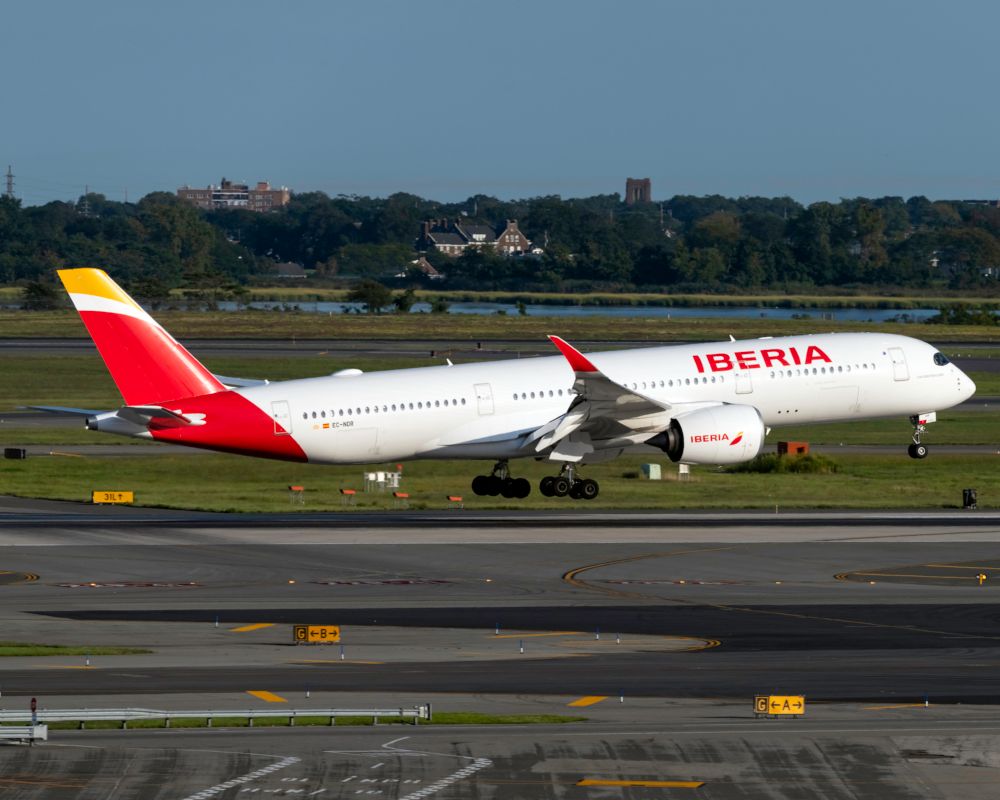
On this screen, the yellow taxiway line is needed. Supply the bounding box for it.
[246,690,287,703]
[568,696,609,707]
[577,778,704,788]
[230,623,275,633]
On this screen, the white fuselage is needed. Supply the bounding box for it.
[234,332,975,465]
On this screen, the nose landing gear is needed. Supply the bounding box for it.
[539,464,599,500]
[471,460,531,499]
[907,414,929,459]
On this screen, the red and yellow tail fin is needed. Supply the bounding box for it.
[58,268,225,406]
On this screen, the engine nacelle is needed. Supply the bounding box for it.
[647,404,765,465]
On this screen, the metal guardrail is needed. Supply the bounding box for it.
[0,724,47,743]
[0,706,431,729]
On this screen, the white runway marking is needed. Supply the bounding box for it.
[396,758,492,799]
[179,755,300,799]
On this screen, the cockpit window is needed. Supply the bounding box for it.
[933,352,950,366]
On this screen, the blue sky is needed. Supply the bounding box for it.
[6,1,1000,205]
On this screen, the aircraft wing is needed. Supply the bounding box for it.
[528,336,674,461]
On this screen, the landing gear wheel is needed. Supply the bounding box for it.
[539,476,556,497]
[500,479,518,499]
[511,477,531,499]
[484,475,503,495]
[569,482,585,499]
[552,477,571,497]
[471,475,491,496]
[908,443,928,459]
[578,479,599,500]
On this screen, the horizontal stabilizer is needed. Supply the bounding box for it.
[117,406,194,426]
[25,405,105,416]
[213,374,269,388]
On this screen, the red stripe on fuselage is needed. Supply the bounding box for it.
[78,310,224,406]
[148,390,308,462]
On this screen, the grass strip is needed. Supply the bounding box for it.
[1,309,997,343]
[0,642,151,657]
[0,449,996,511]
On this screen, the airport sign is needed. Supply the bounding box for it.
[293,625,341,644]
[91,490,134,504]
[754,694,805,717]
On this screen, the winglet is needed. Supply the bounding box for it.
[548,335,598,373]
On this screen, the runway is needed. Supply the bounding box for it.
[5,498,1000,797]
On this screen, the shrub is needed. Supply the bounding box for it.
[727,453,839,474]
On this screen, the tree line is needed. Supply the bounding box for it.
[2,189,1000,298]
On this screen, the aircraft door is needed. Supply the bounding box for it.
[474,383,495,415]
[271,400,292,435]
[888,347,909,381]
[735,370,753,395]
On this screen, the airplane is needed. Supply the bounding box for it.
[41,268,976,501]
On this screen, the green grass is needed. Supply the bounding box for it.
[0,642,150,657]
[2,309,998,343]
[0,448,996,510]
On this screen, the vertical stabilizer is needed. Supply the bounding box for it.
[58,268,225,405]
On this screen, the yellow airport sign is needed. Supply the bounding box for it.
[755,694,805,716]
[293,624,341,644]
[91,490,134,504]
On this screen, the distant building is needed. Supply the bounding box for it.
[396,256,444,280]
[273,261,307,279]
[625,177,652,205]
[417,219,532,257]
[178,177,290,212]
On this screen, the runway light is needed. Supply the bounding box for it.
[484,578,492,582]
[774,581,782,585]
[869,581,876,585]
[287,580,296,584]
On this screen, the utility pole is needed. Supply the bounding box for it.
[3,165,13,199]
[79,184,91,217]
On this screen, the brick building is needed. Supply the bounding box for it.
[178,178,290,212]
[625,177,652,205]
[417,219,532,256]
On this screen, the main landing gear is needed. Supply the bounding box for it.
[907,414,929,459]
[471,460,531,499]
[539,464,599,501]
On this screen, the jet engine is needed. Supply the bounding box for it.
[647,404,765,465]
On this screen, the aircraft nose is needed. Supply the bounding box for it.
[961,372,977,401]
